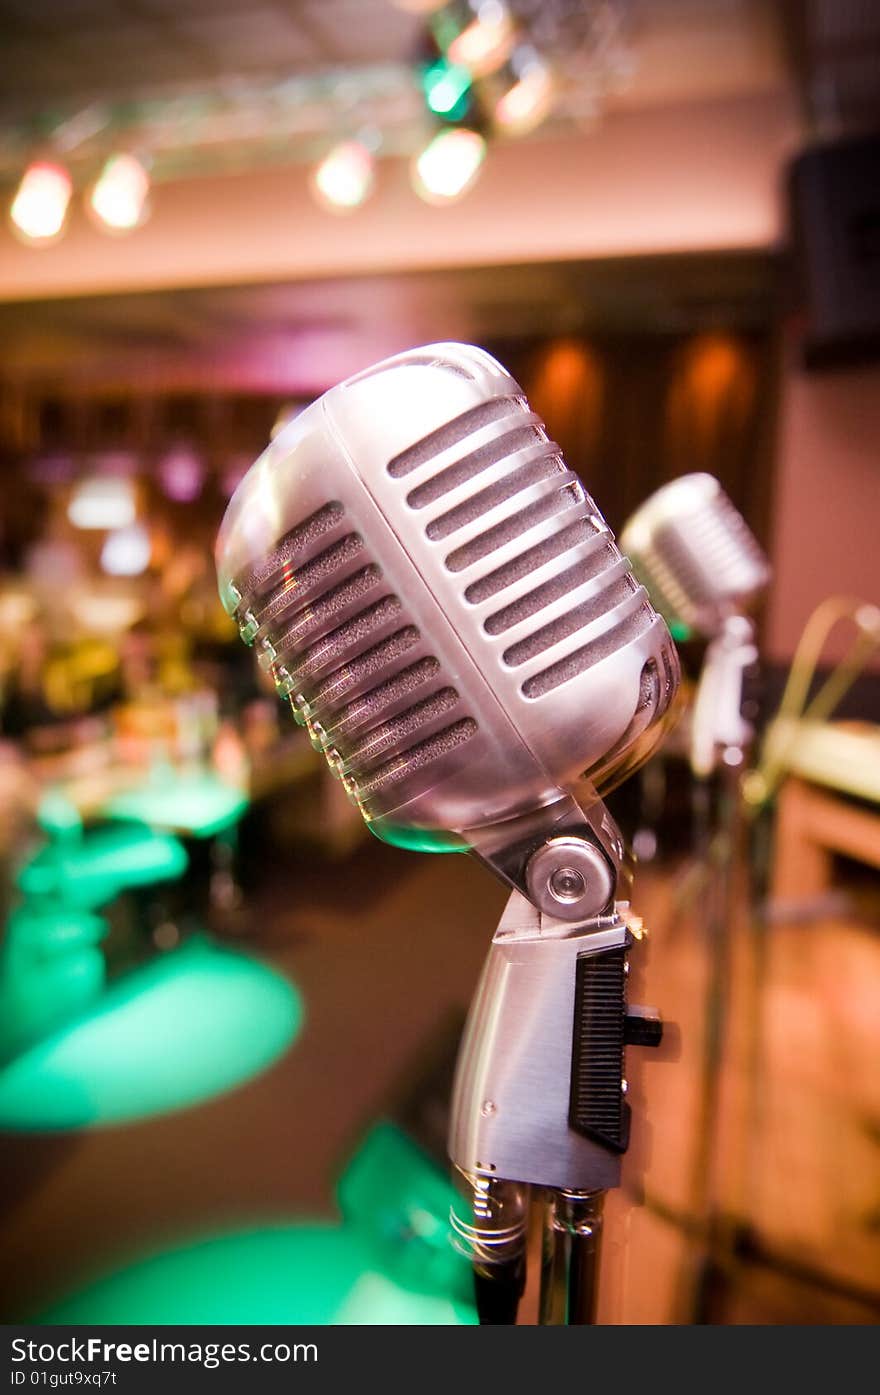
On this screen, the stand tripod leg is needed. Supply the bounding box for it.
[538,1189,605,1325]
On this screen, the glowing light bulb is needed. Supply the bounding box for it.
[311,140,375,212]
[494,47,555,133]
[88,154,150,232]
[412,128,486,204]
[446,1,514,78]
[9,162,73,244]
[68,477,136,531]
[100,523,152,577]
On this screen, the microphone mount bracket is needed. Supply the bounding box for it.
[467,790,629,923]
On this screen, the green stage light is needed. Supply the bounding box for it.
[422,58,473,119]
[0,937,301,1131]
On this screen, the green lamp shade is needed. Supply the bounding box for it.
[0,904,108,1062]
[38,1124,476,1325]
[37,790,84,840]
[39,1222,477,1325]
[103,772,248,839]
[18,823,188,909]
[337,1122,475,1305]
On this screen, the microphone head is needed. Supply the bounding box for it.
[619,473,770,638]
[216,344,679,855]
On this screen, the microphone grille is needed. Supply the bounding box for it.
[229,501,478,818]
[387,395,657,706]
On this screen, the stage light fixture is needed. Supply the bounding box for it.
[421,56,473,119]
[88,153,151,233]
[411,127,486,203]
[492,44,555,133]
[9,162,73,244]
[310,139,375,212]
[436,1,516,79]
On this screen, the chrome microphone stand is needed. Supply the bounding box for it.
[539,1189,605,1324]
[684,615,758,1320]
[448,808,663,1325]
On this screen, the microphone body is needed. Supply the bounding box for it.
[217,344,681,1323]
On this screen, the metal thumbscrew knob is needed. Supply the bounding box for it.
[525,837,615,922]
[549,866,586,903]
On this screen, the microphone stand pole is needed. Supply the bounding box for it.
[685,616,757,1320]
[538,1188,605,1324]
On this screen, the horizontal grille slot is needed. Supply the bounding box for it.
[237,501,344,600]
[354,718,478,799]
[406,424,545,509]
[310,626,421,710]
[425,451,564,542]
[288,596,403,682]
[327,657,442,741]
[522,602,655,699]
[501,574,638,667]
[387,397,525,478]
[345,687,460,768]
[267,565,382,652]
[445,482,583,574]
[484,546,619,636]
[464,518,603,604]
[254,534,366,627]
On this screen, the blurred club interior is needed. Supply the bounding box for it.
[0,0,878,1327]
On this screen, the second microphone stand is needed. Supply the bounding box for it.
[680,615,759,1320]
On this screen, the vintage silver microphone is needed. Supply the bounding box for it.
[620,472,770,777]
[216,343,681,1324]
[620,474,770,1321]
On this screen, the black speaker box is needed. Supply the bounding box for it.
[787,133,880,369]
